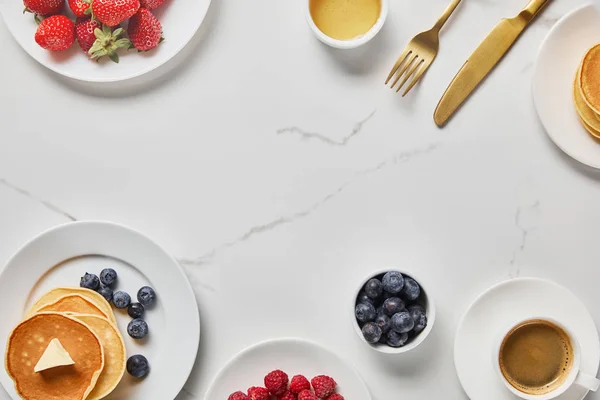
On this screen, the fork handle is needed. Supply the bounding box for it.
[519,0,552,23]
[433,0,462,32]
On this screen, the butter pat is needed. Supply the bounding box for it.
[34,338,75,372]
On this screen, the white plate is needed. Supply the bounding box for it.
[0,221,200,400]
[0,0,210,82]
[454,278,600,400]
[533,4,600,169]
[205,338,372,400]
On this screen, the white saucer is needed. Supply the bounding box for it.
[204,338,372,399]
[533,4,600,169]
[0,221,200,400]
[454,278,600,400]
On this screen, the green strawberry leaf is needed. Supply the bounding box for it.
[108,52,119,63]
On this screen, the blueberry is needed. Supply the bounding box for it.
[376,305,386,317]
[128,302,145,319]
[364,278,383,299]
[407,304,425,315]
[127,354,150,378]
[382,271,405,294]
[381,290,396,301]
[386,330,409,347]
[137,286,156,307]
[113,291,131,309]
[362,322,382,344]
[355,303,377,323]
[127,318,149,339]
[97,286,113,302]
[99,268,117,287]
[391,311,415,333]
[357,291,376,306]
[375,314,391,334]
[412,312,428,334]
[80,273,100,290]
[383,297,405,316]
[400,277,421,301]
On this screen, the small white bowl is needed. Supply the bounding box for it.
[305,0,389,50]
[352,268,436,354]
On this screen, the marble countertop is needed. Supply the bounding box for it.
[1,0,600,399]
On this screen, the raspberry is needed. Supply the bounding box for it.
[311,376,337,398]
[228,392,249,400]
[326,395,344,400]
[247,386,270,400]
[264,369,289,396]
[290,375,311,394]
[278,391,297,400]
[298,390,318,400]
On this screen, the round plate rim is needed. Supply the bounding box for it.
[0,0,211,83]
[0,220,200,400]
[204,337,372,399]
[532,3,600,169]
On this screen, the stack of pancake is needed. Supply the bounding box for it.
[574,44,600,139]
[5,287,126,400]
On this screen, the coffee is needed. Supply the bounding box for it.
[499,319,573,395]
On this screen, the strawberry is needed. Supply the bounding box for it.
[85,23,132,63]
[23,0,63,16]
[75,17,100,52]
[139,0,164,10]
[35,15,75,51]
[127,8,162,51]
[68,0,90,17]
[92,0,139,26]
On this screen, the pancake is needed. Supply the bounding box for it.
[579,44,600,115]
[5,312,104,400]
[26,288,116,323]
[72,315,126,400]
[36,294,109,319]
[574,68,600,139]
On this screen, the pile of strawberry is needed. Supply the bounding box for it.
[25,0,165,62]
[228,370,344,400]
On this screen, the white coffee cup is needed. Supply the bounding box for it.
[493,317,600,400]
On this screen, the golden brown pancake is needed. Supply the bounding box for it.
[574,67,600,139]
[26,288,116,323]
[72,315,126,400]
[579,44,600,115]
[36,294,108,319]
[5,312,104,400]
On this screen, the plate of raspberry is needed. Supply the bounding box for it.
[0,0,211,82]
[205,338,372,400]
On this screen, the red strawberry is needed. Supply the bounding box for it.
[278,391,297,400]
[228,392,249,400]
[127,8,162,51]
[84,23,131,62]
[297,390,318,400]
[75,17,100,53]
[247,387,269,400]
[264,370,289,396]
[68,0,90,17]
[290,375,311,394]
[92,0,139,26]
[35,15,75,51]
[23,0,63,16]
[139,0,164,10]
[311,376,336,399]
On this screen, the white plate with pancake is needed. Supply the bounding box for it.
[204,338,372,400]
[533,3,600,169]
[454,278,600,400]
[0,0,210,82]
[0,221,200,399]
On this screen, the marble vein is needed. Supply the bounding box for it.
[509,200,540,277]
[276,110,376,146]
[179,143,441,266]
[0,178,77,221]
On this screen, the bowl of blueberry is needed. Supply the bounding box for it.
[353,269,435,353]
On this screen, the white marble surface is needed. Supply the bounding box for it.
[1,0,600,399]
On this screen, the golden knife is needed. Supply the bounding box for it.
[434,0,552,127]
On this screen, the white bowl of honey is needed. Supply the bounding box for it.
[306,0,389,49]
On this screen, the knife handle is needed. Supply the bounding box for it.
[433,0,462,32]
[519,0,552,23]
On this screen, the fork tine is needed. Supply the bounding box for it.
[396,58,424,93]
[385,49,411,85]
[402,60,430,96]
[391,54,418,89]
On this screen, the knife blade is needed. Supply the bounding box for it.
[434,0,552,127]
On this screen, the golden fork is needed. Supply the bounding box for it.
[386,0,462,96]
